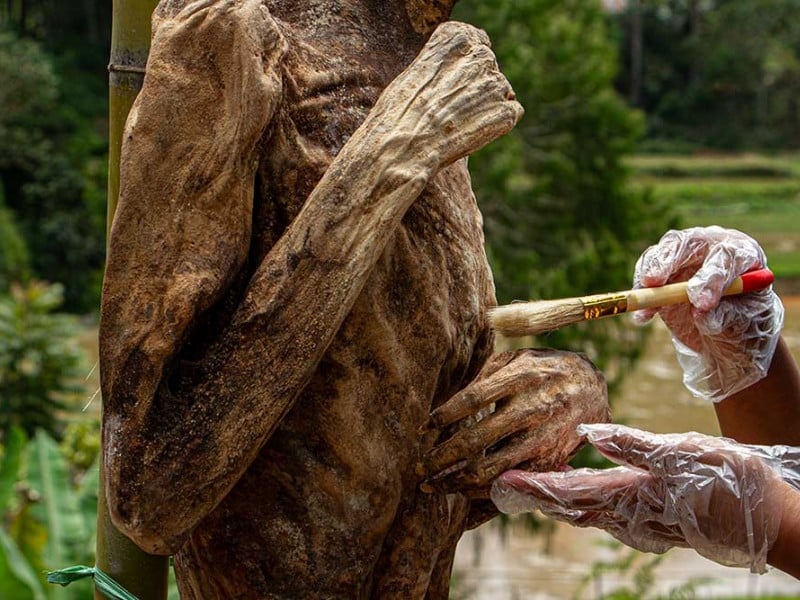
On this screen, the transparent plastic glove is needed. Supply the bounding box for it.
[633,226,784,402]
[746,444,800,492]
[491,423,784,574]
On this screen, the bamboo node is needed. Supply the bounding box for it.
[108,63,147,74]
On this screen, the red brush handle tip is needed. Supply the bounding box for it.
[740,268,774,293]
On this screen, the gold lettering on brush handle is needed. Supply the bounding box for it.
[582,295,628,320]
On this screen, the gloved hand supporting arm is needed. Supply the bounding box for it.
[491,423,792,574]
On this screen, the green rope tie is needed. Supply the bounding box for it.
[47,565,139,600]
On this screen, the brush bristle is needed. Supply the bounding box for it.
[488,299,586,337]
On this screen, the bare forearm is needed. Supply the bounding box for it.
[714,338,800,446]
[712,338,800,578]
[768,480,800,578]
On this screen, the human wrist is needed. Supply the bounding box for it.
[767,479,800,578]
[714,338,800,446]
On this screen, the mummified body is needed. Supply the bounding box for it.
[99,1,609,597]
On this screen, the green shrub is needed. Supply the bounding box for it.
[0,202,30,292]
[0,282,87,440]
[59,421,100,474]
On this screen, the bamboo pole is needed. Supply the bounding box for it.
[97,1,168,599]
[107,0,157,231]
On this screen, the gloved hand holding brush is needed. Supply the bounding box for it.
[633,226,784,402]
[489,227,800,580]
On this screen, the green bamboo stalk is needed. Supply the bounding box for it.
[107,0,158,233]
[97,1,168,599]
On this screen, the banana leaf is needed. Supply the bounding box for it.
[0,426,25,511]
[0,427,46,600]
[0,521,46,600]
[26,430,91,599]
[78,458,100,557]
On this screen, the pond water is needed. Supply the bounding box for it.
[452,297,800,599]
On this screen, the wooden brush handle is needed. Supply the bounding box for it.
[626,268,774,311]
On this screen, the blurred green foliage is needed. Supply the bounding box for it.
[59,421,100,473]
[0,17,107,313]
[0,296,99,597]
[0,202,31,293]
[0,427,97,599]
[615,0,800,149]
[0,282,86,440]
[455,0,678,386]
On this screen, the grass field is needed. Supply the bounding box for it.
[628,153,800,282]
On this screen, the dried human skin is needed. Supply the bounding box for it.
[405,0,458,33]
[422,350,610,502]
[99,1,608,597]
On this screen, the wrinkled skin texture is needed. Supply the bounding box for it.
[99,1,609,598]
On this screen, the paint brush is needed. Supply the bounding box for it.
[489,268,775,337]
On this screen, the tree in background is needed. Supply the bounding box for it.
[615,0,800,149]
[454,0,677,385]
[0,9,108,313]
[2,0,110,41]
